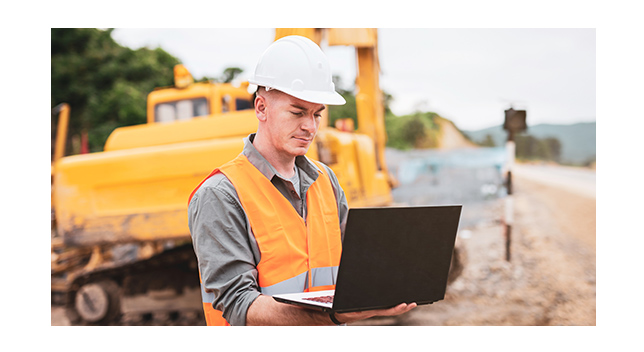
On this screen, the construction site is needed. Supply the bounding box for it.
[50,28,596,328]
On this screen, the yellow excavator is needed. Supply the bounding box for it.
[51,28,459,325]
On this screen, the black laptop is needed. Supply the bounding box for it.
[272,205,462,313]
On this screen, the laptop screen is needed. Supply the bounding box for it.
[331,205,462,312]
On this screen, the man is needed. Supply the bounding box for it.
[188,35,416,326]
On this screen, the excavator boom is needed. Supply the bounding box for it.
[275,28,391,186]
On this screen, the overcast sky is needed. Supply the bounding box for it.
[111,28,595,131]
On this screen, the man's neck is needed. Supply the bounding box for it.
[252,133,297,178]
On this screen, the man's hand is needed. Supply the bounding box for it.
[247,294,416,325]
[333,302,418,324]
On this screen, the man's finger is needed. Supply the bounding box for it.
[382,302,417,316]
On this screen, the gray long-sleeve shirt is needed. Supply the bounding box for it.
[188,133,349,326]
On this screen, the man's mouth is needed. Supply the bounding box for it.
[293,136,312,142]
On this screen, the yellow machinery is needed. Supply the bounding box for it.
[51,28,395,325]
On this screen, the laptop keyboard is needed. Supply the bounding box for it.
[303,295,334,304]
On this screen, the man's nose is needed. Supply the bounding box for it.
[301,113,318,133]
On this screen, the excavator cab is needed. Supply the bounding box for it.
[146,64,254,124]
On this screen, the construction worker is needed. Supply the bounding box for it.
[188,35,416,325]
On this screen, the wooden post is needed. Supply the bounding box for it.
[504,139,515,261]
[502,107,526,262]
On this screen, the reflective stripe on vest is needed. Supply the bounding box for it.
[199,271,230,326]
[260,265,339,295]
[189,155,342,325]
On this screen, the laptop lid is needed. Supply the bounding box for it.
[273,205,462,313]
[332,205,462,312]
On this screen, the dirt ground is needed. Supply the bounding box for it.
[353,173,596,326]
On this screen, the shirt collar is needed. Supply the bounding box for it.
[242,133,321,182]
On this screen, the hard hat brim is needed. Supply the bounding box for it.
[253,84,346,106]
[286,88,347,106]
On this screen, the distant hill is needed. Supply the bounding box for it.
[434,116,478,149]
[463,122,596,165]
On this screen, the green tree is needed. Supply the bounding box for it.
[328,91,357,128]
[385,111,439,150]
[220,67,243,83]
[385,114,411,149]
[51,28,180,156]
[479,134,496,147]
[327,75,397,130]
[515,134,562,162]
[403,116,427,148]
[515,134,534,159]
[543,137,562,162]
[328,75,357,128]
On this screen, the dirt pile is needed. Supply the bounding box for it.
[435,116,478,150]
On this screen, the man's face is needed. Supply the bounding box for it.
[257,90,325,158]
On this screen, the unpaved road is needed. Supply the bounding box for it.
[353,163,596,326]
[512,163,596,199]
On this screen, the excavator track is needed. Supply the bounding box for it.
[54,241,465,326]
[58,243,206,326]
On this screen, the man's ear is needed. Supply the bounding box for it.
[255,94,268,122]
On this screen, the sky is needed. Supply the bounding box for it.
[111,28,595,131]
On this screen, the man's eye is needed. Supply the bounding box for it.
[291,111,304,116]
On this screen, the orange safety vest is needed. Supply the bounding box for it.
[189,154,342,326]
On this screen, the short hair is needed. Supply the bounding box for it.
[253,86,267,108]
[254,85,283,108]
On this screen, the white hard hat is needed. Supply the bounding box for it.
[249,35,346,105]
